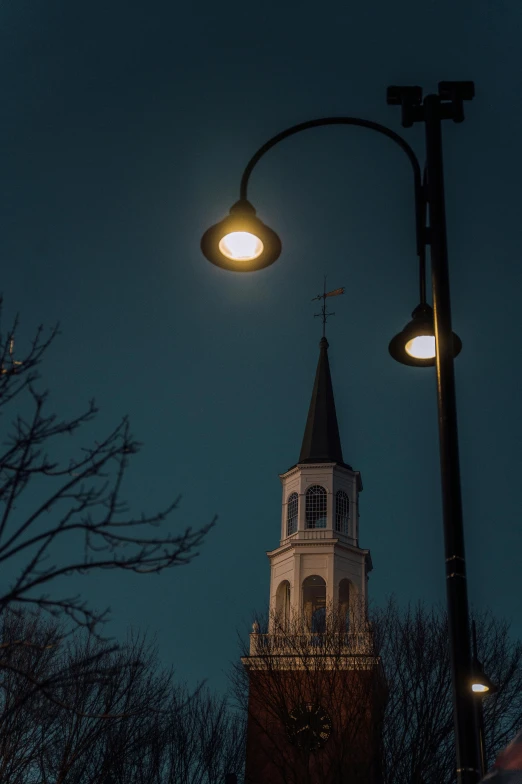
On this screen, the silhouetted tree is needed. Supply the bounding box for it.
[0,611,246,783]
[33,632,171,783]
[231,600,522,784]
[372,599,522,784]
[148,687,246,784]
[0,611,59,783]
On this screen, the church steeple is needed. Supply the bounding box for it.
[299,336,345,466]
[242,312,380,784]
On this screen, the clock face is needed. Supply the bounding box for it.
[286,703,332,750]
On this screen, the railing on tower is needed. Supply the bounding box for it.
[249,630,372,656]
[281,527,357,546]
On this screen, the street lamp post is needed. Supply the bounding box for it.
[417,85,480,784]
[201,81,480,784]
[387,83,480,784]
[389,83,481,784]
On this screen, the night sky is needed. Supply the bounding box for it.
[1,0,522,694]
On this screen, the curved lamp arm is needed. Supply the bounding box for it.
[239,117,427,305]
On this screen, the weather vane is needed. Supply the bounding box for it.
[311,277,345,338]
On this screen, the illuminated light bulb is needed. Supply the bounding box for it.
[405,335,436,359]
[472,683,489,693]
[218,231,264,261]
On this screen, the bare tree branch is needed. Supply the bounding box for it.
[0,306,214,635]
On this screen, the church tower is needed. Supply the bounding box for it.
[268,335,371,633]
[242,337,384,784]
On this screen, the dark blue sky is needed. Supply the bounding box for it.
[1,0,521,693]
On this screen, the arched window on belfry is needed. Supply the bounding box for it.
[305,485,327,529]
[335,490,349,534]
[339,579,351,633]
[276,580,291,630]
[287,492,298,536]
[302,575,326,633]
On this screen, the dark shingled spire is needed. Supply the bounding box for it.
[299,337,345,465]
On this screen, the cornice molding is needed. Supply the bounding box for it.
[279,462,360,483]
[267,539,371,559]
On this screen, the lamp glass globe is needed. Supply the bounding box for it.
[218,232,264,261]
[405,335,436,359]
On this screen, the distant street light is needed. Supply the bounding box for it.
[471,673,496,695]
[471,620,498,777]
[202,81,479,783]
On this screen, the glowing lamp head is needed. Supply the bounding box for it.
[470,662,497,696]
[389,303,462,367]
[201,199,281,272]
[218,231,264,261]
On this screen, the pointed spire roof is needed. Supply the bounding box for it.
[299,337,347,466]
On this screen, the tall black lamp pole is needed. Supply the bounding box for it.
[201,80,480,784]
[387,83,479,784]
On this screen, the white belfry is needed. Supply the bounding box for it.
[266,337,372,633]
